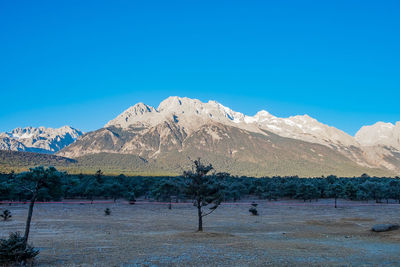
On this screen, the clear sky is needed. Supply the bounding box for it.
[0,0,399,135]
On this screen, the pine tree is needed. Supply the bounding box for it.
[17,166,63,245]
[184,159,224,232]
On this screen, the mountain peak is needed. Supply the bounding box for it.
[129,102,155,114]
[254,110,274,121]
[355,121,400,149]
[157,96,203,112]
[158,96,182,109]
[105,103,157,128]
[104,96,399,156]
[0,126,82,153]
[56,96,400,175]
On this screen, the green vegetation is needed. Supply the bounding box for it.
[1,168,400,207]
[183,159,224,231]
[104,208,111,216]
[0,150,76,173]
[0,167,63,265]
[0,149,395,177]
[249,202,258,215]
[1,164,400,263]
[0,232,39,266]
[0,166,400,207]
[0,209,12,221]
[17,167,63,246]
[152,178,182,209]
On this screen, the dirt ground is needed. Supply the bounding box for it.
[1,199,400,266]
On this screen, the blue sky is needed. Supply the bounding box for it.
[0,0,399,135]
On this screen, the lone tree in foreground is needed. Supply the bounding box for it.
[17,166,63,245]
[184,159,224,232]
[0,167,62,265]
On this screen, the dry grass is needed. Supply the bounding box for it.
[1,200,400,266]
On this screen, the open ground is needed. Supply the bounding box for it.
[1,200,400,266]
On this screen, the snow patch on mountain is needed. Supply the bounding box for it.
[0,126,83,153]
[102,96,400,172]
[105,96,358,149]
[355,121,400,150]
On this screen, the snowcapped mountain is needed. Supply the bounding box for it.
[105,97,255,131]
[353,122,400,172]
[0,126,83,154]
[57,96,400,176]
[355,122,400,150]
[105,96,358,148]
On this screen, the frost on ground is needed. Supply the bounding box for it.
[1,200,400,266]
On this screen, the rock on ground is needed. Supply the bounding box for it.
[371,224,400,232]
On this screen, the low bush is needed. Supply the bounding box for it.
[0,210,12,221]
[104,208,111,216]
[0,232,39,265]
[249,202,258,215]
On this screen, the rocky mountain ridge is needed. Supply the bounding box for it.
[0,126,83,154]
[57,96,400,175]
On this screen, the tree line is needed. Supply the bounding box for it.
[1,169,400,205]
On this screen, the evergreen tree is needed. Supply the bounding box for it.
[184,159,224,232]
[327,182,343,208]
[152,179,181,209]
[344,181,358,200]
[16,166,63,246]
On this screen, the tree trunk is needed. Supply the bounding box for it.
[334,197,337,208]
[197,202,203,232]
[168,198,172,210]
[24,191,37,245]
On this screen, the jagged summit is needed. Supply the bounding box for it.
[55,96,400,175]
[104,96,357,148]
[355,121,400,149]
[0,126,83,154]
[2,96,399,176]
[105,96,252,131]
[105,103,158,128]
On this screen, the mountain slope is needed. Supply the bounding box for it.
[354,122,400,171]
[58,118,394,177]
[0,150,77,173]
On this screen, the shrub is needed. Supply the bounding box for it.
[249,202,258,215]
[0,232,39,265]
[128,192,136,205]
[0,209,12,221]
[104,208,111,216]
[249,207,258,215]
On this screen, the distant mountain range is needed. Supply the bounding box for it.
[0,126,82,154]
[1,97,399,176]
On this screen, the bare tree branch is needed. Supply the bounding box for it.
[201,206,219,218]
